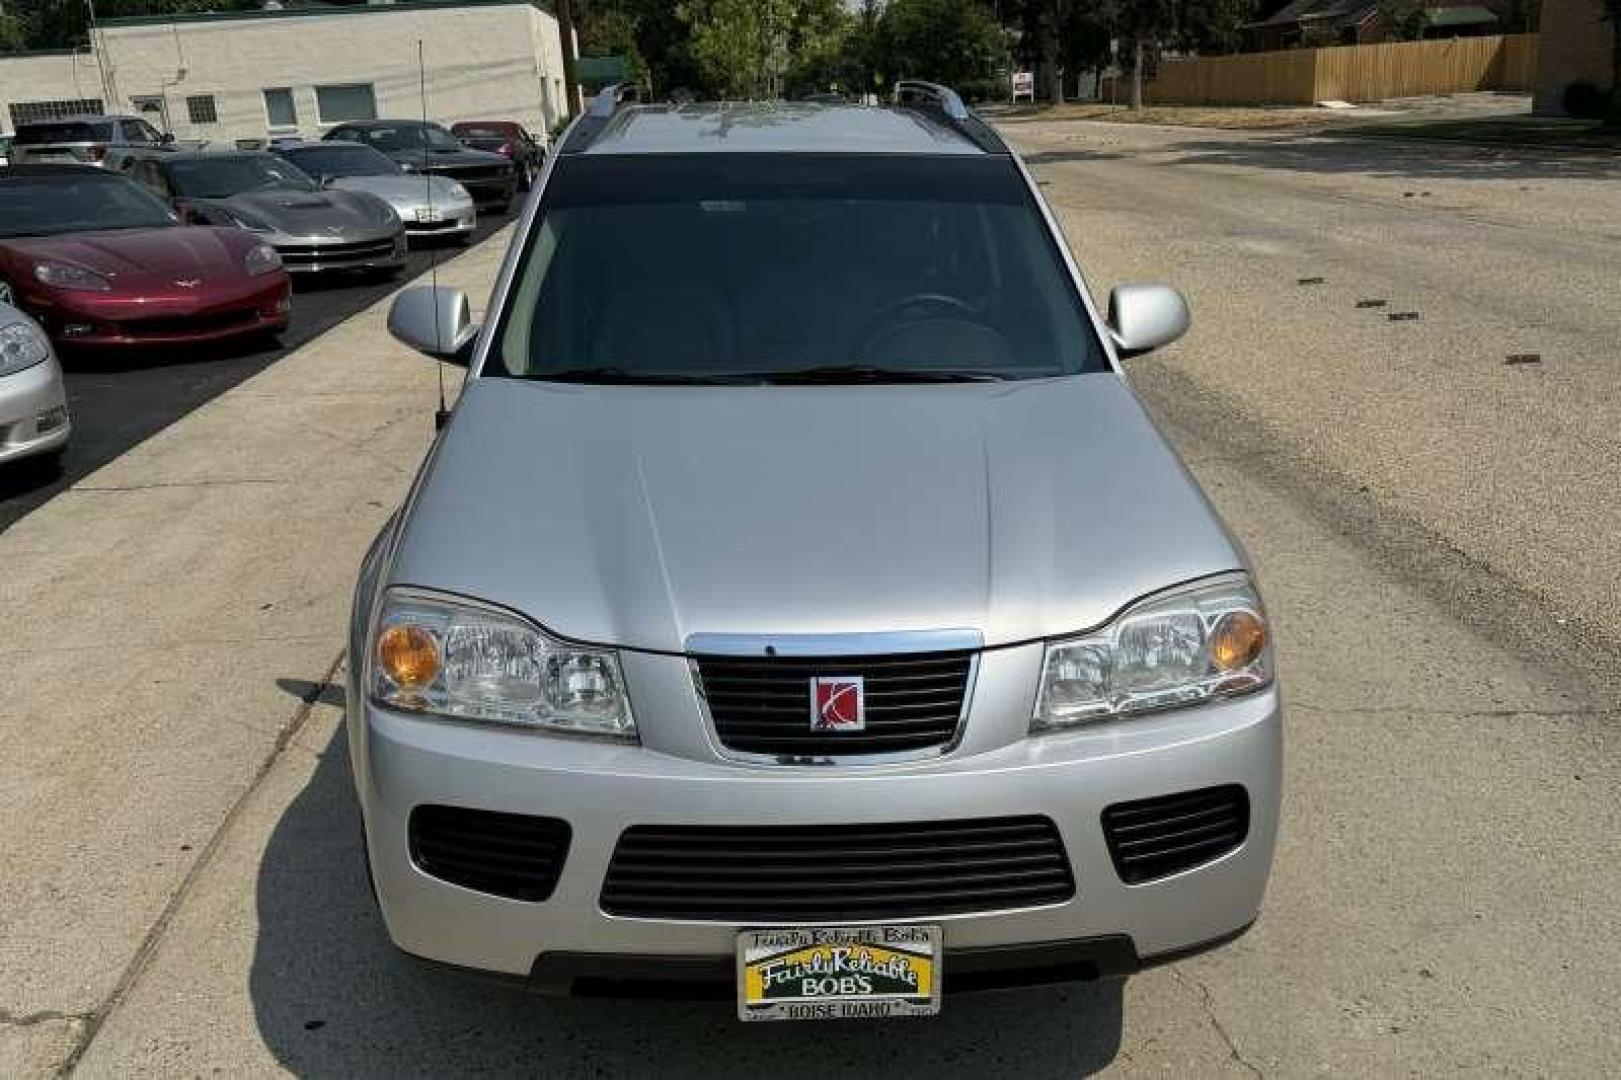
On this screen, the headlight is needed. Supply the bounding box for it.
[1033,574,1272,730]
[243,243,281,276]
[225,208,272,233]
[369,590,636,738]
[0,319,50,377]
[34,260,112,292]
[448,182,473,203]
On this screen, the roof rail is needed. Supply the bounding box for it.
[893,80,969,121]
[559,82,644,155]
[588,82,643,118]
[891,80,1007,154]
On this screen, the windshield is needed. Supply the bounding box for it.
[282,144,400,178]
[0,172,175,237]
[357,124,462,152]
[16,121,112,145]
[487,154,1105,383]
[167,155,316,198]
[454,125,511,140]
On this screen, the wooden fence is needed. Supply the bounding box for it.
[1125,34,1539,107]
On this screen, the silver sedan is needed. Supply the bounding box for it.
[0,302,70,467]
[277,143,477,244]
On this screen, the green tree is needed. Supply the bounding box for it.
[579,5,650,86]
[1378,0,1429,41]
[874,0,1007,95]
[676,0,790,97]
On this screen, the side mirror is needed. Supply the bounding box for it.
[160,132,176,146]
[388,285,479,365]
[1107,284,1190,358]
[171,198,195,224]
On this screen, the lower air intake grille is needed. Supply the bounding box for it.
[408,805,571,902]
[600,816,1075,921]
[1102,786,1249,884]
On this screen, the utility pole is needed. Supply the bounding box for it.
[85,0,120,107]
[556,0,581,117]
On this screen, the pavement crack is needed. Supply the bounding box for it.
[1289,702,1614,719]
[71,478,284,493]
[0,1007,90,1028]
[55,649,347,1077]
[1171,969,1264,1079]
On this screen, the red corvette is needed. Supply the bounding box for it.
[0,164,290,349]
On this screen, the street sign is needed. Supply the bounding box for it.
[1011,71,1035,103]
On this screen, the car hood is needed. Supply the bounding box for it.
[387,376,1245,653]
[0,227,251,284]
[209,189,394,235]
[389,146,507,169]
[328,174,468,206]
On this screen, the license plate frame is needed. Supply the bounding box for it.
[737,925,942,1022]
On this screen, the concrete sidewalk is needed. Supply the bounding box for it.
[0,236,504,1077]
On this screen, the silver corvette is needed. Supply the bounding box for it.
[129,151,406,274]
[0,301,70,467]
[278,143,477,244]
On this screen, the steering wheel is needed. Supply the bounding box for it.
[856,292,991,363]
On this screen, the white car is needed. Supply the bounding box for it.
[0,302,70,468]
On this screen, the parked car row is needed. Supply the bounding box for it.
[0,129,516,471]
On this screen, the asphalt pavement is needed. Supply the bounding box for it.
[0,210,513,533]
[3,123,1620,1077]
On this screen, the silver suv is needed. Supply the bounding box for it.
[11,114,172,171]
[356,83,1281,1021]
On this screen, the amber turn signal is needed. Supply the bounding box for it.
[378,623,441,689]
[1210,610,1266,671]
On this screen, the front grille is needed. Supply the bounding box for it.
[278,238,398,265]
[600,816,1074,921]
[694,651,972,758]
[1102,786,1249,885]
[408,805,571,902]
[437,164,510,183]
[121,308,256,337]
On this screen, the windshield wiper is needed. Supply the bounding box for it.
[749,365,1006,385]
[540,367,756,386]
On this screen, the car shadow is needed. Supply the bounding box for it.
[1159,129,1621,183]
[248,710,1126,1078]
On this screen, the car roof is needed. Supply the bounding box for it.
[581,103,992,157]
[15,114,136,127]
[333,119,432,129]
[0,163,128,178]
[161,150,275,162]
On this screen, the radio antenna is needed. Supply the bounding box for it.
[418,39,450,431]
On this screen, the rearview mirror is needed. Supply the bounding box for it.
[1107,284,1190,358]
[388,286,479,365]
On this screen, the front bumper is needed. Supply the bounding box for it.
[0,357,70,464]
[351,644,1282,985]
[272,229,407,274]
[403,210,477,241]
[17,278,291,349]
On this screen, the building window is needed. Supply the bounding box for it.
[186,95,218,125]
[315,83,377,124]
[263,88,298,129]
[8,99,104,127]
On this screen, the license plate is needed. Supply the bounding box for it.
[737,925,942,1022]
[414,207,441,222]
